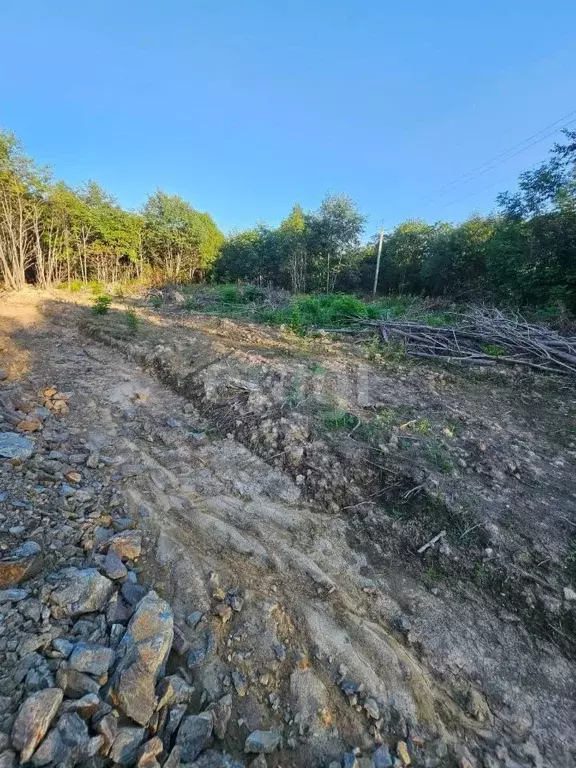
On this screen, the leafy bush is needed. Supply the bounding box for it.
[126,308,139,331]
[92,295,112,314]
[88,280,105,296]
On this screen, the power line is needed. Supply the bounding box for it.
[421,108,576,207]
[436,116,576,212]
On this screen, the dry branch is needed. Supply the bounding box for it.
[361,308,576,376]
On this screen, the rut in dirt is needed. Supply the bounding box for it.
[0,292,575,768]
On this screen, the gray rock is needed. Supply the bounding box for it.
[0,432,33,460]
[10,688,63,763]
[250,757,268,768]
[61,693,101,719]
[56,666,101,699]
[364,698,380,720]
[372,745,393,767]
[52,638,74,658]
[69,642,115,676]
[162,746,181,768]
[0,751,16,768]
[176,713,214,762]
[164,703,187,742]
[244,730,281,754]
[49,568,114,618]
[29,729,65,766]
[343,755,359,768]
[0,589,28,602]
[103,551,128,580]
[109,726,145,765]
[208,694,232,740]
[51,712,90,766]
[106,592,134,624]
[121,581,147,606]
[186,610,203,629]
[95,712,118,752]
[155,675,195,710]
[232,670,248,697]
[110,590,174,725]
[0,370,7,381]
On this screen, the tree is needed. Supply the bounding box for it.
[143,190,222,281]
[305,194,365,292]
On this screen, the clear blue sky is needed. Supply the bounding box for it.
[1,1,575,237]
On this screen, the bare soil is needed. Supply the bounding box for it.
[1,289,575,768]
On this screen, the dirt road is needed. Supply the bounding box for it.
[0,291,575,768]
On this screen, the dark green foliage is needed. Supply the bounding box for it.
[92,294,112,314]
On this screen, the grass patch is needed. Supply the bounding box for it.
[321,408,358,431]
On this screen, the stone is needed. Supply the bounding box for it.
[176,713,214,762]
[0,751,16,768]
[244,730,281,754]
[214,604,232,623]
[0,589,28,602]
[250,757,268,768]
[110,590,174,725]
[207,694,232,740]
[52,638,74,658]
[69,642,115,676]
[50,568,114,617]
[106,592,134,624]
[136,736,163,765]
[0,541,43,589]
[51,712,90,765]
[396,740,411,766]
[232,670,248,697]
[164,703,187,742]
[343,757,359,768]
[0,432,33,460]
[10,688,63,763]
[103,551,128,580]
[155,675,194,710]
[186,610,203,629]
[106,530,142,561]
[121,581,147,606]
[95,713,118,752]
[162,746,181,768]
[372,745,393,767]
[61,693,101,719]
[109,726,145,765]
[563,586,576,602]
[56,666,101,699]
[364,698,380,720]
[17,420,41,433]
[0,369,7,380]
[29,728,64,766]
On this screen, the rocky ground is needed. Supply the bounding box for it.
[0,291,574,768]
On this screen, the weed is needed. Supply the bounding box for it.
[92,295,112,315]
[126,308,139,332]
[481,343,506,357]
[425,442,453,473]
[322,408,358,431]
[150,296,163,309]
[414,418,432,435]
[308,362,326,375]
[68,279,83,292]
[88,280,105,296]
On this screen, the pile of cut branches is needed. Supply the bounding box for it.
[362,308,576,375]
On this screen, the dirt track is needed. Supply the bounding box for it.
[1,291,575,768]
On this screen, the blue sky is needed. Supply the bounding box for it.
[1,1,575,236]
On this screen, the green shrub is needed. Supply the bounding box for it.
[92,295,112,314]
[219,285,240,303]
[89,280,105,296]
[126,308,139,331]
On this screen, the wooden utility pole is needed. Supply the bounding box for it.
[372,227,384,297]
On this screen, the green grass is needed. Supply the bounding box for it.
[321,408,358,431]
[481,343,506,357]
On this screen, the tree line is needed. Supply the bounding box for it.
[217,130,576,310]
[0,130,223,290]
[1,126,575,311]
